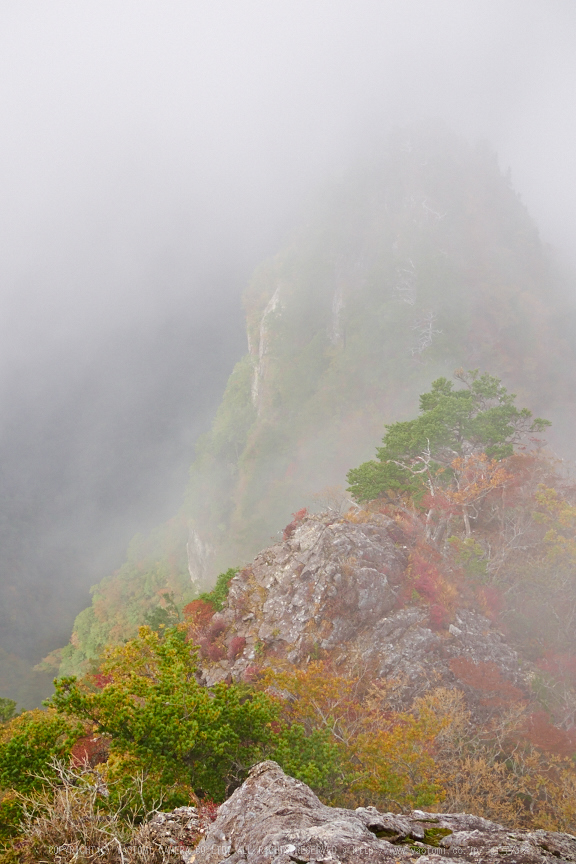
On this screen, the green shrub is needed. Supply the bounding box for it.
[199,567,238,612]
[0,702,16,726]
[50,626,276,803]
[0,710,82,795]
[0,709,83,841]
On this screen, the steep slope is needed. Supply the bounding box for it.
[12,465,576,846]
[61,125,576,675]
[186,511,529,720]
[185,126,576,583]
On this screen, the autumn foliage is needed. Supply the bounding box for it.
[5,370,576,857]
[258,659,576,828]
[260,660,444,809]
[283,508,308,541]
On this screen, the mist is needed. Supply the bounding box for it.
[0,0,575,692]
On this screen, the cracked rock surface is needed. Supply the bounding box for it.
[189,761,576,864]
[131,805,211,863]
[195,513,528,710]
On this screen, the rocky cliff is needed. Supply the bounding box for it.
[137,761,576,864]
[184,126,576,583]
[61,125,576,680]
[190,511,525,703]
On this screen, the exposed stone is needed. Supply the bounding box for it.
[131,805,205,862]
[188,527,215,588]
[185,761,576,864]
[130,803,228,863]
[197,512,528,715]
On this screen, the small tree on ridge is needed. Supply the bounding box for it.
[347,370,550,541]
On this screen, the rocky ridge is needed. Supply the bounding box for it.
[182,130,576,599]
[191,511,527,710]
[152,761,576,864]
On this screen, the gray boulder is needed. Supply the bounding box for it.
[190,761,576,864]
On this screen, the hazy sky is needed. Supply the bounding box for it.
[1,0,576,672]
[1,2,575,346]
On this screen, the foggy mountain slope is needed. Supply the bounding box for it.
[2,2,576,708]
[184,128,576,579]
[62,128,576,677]
[0,295,246,707]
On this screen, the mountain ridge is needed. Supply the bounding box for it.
[59,126,576,680]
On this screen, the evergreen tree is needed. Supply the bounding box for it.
[347,370,550,539]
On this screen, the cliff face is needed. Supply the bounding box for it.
[62,126,576,676]
[189,511,528,724]
[184,126,576,583]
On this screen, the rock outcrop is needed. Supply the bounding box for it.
[134,806,205,861]
[182,129,576,602]
[193,512,528,713]
[167,761,576,864]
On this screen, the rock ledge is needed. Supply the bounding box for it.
[186,761,576,864]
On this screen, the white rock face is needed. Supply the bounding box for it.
[187,526,214,586]
[190,761,576,864]
[250,284,281,412]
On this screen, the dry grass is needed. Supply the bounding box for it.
[3,761,174,864]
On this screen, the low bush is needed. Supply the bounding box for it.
[50,626,276,805]
[197,568,239,612]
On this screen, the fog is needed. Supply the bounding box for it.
[0,0,575,685]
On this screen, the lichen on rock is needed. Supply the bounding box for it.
[192,511,527,719]
[186,761,576,864]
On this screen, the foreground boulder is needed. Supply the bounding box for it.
[189,761,576,864]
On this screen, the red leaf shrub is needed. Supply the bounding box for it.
[183,599,216,628]
[538,652,576,688]
[91,673,112,690]
[70,735,110,767]
[524,710,576,757]
[198,798,219,824]
[412,555,442,602]
[198,638,226,662]
[421,491,458,517]
[450,657,524,706]
[227,635,246,660]
[429,604,449,630]
[208,616,226,642]
[476,585,504,620]
[242,664,261,683]
[283,508,308,541]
